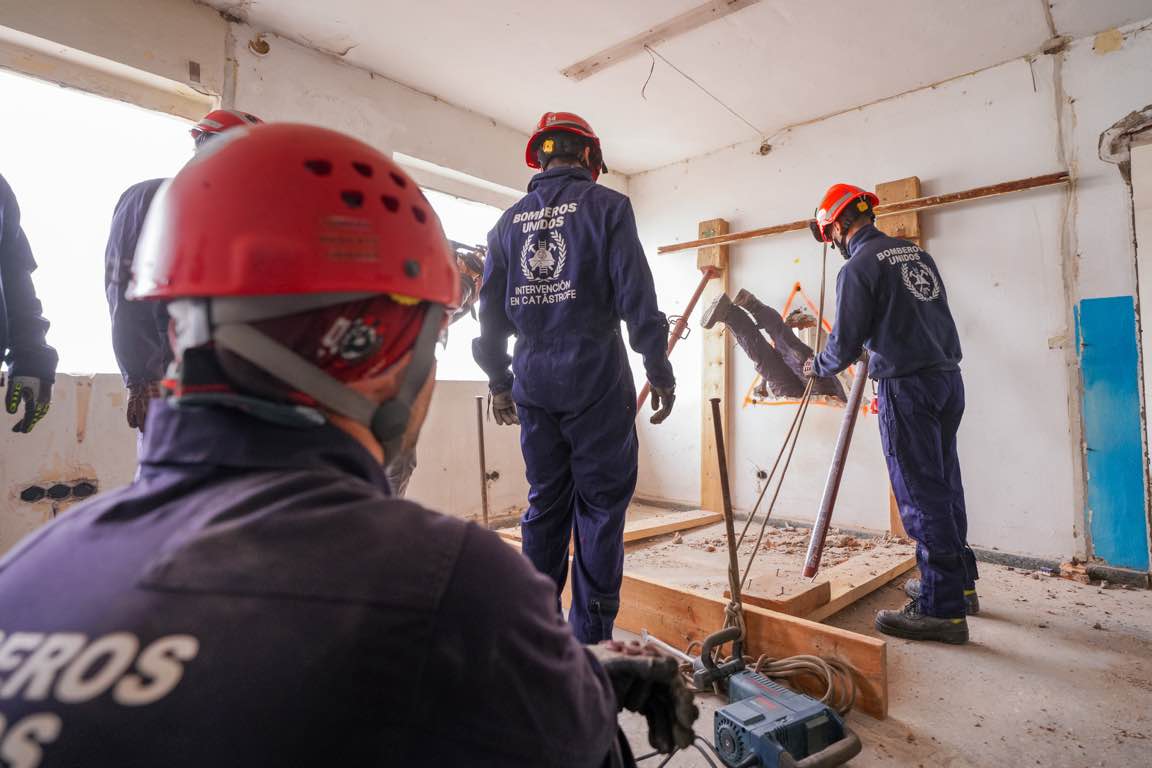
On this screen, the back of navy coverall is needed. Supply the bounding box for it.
[0,402,619,767]
[473,166,674,643]
[813,224,974,619]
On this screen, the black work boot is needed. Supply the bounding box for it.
[732,288,756,309]
[875,601,968,644]
[905,578,980,615]
[701,293,734,329]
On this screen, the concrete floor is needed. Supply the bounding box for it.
[619,562,1152,767]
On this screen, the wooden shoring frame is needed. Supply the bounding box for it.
[657,172,1070,254]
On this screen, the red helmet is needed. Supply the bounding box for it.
[525,111,604,173]
[131,123,458,304]
[190,109,263,145]
[810,183,879,242]
[131,123,459,455]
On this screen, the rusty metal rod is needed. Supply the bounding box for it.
[637,267,717,410]
[710,397,743,627]
[475,395,490,529]
[657,171,1070,254]
[802,353,870,578]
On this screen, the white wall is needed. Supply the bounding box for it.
[405,381,529,522]
[630,18,1152,561]
[0,375,527,555]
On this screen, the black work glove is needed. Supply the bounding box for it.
[126,381,161,433]
[648,384,675,425]
[4,373,52,433]
[489,390,519,426]
[802,357,815,379]
[587,639,698,754]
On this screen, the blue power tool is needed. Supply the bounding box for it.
[643,628,862,768]
[713,671,861,768]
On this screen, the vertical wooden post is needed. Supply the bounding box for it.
[698,218,730,513]
[875,178,921,539]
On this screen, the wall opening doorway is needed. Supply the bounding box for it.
[422,187,503,381]
[0,67,192,375]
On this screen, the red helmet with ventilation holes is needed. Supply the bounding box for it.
[131,122,459,306]
[129,123,459,456]
[189,109,264,145]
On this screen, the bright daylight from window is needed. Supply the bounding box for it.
[0,68,192,375]
[0,66,502,381]
[421,188,503,381]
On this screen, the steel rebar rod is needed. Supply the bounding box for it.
[802,353,870,578]
[475,395,490,529]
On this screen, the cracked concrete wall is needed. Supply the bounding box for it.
[628,17,1152,562]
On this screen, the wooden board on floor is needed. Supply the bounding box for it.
[615,572,889,719]
[496,508,723,545]
[806,549,917,623]
[727,579,832,617]
[735,549,915,621]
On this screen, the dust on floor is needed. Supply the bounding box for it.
[623,520,908,599]
[618,561,1152,767]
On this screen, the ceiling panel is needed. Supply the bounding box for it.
[207,0,1152,174]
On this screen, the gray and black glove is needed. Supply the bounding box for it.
[4,373,52,433]
[489,390,519,426]
[587,639,698,754]
[802,357,815,379]
[648,384,675,425]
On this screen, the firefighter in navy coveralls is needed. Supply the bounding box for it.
[0,124,695,767]
[474,112,676,644]
[103,109,262,433]
[1,173,57,433]
[803,183,976,644]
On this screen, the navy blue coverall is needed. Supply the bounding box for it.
[0,174,58,383]
[0,402,619,767]
[104,179,171,389]
[812,223,974,619]
[473,166,674,643]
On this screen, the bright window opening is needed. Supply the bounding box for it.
[422,187,504,381]
[0,68,193,375]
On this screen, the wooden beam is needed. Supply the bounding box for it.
[560,0,761,81]
[806,550,917,623]
[698,218,730,514]
[874,176,919,540]
[657,172,1070,254]
[874,176,922,245]
[615,572,889,718]
[728,580,832,617]
[497,509,723,545]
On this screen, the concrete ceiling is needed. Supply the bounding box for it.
[210,0,1152,175]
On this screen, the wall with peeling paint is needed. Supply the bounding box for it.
[0,375,137,555]
[0,375,526,556]
[629,18,1152,563]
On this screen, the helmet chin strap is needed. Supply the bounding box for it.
[211,305,444,462]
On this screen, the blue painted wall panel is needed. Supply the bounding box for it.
[1077,296,1150,571]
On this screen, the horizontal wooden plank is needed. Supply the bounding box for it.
[657,171,1070,254]
[497,509,723,545]
[616,572,888,718]
[730,579,832,617]
[560,0,761,80]
[806,550,917,623]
